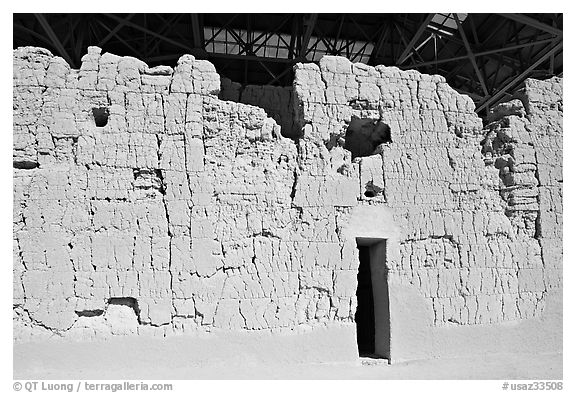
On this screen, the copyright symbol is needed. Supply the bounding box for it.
[13,382,22,391]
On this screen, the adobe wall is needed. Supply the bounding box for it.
[12,48,359,357]
[13,47,562,363]
[292,57,562,361]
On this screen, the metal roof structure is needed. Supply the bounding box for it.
[13,13,563,114]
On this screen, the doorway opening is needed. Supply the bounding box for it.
[356,245,375,354]
[355,238,390,360]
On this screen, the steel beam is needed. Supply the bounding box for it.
[104,13,195,53]
[62,16,81,47]
[396,13,435,65]
[424,20,523,69]
[147,14,183,56]
[266,64,294,85]
[405,37,556,69]
[299,13,318,59]
[454,13,488,97]
[334,15,345,48]
[480,16,509,45]
[350,38,373,62]
[204,15,238,47]
[289,16,298,59]
[498,13,562,36]
[14,24,53,47]
[98,13,135,47]
[368,24,390,64]
[96,19,141,58]
[251,16,292,55]
[73,17,86,60]
[205,51,296,63]
[488,53,504,92]
[190,14,204,48]
[394,22,426,65]
[476,40,562,112]
[34,14,74,66]
[453,87,483,101]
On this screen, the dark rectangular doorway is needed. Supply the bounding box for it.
[356,245,375,355]
[355,239,390,360]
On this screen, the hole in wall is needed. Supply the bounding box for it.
[92,107,109,127]
[108,297,140,319]
[13,160,39,169]
[364,190,376,198]
[133,168,165,198]
[106,297,142,333]
[75,309,104,317]
[344,118,391,159]
[363,180,383,198]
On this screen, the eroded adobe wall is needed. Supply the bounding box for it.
[219,78,298,138]
[482,77,563,314]
[13,47,561,361]
[292,57,562,360]
[12,47,359,344]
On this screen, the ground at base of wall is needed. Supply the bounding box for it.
[14,337,561,380]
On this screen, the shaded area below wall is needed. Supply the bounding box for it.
[14,333,562,380]
[14,325,359,378]
[388,284,562,363]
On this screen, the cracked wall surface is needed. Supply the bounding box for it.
[13,48,562,360]
[291,56,562,330]
[13,47,353,340]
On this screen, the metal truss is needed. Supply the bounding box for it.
[13,13,562,114]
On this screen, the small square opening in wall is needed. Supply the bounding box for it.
[92,107,109,127]
[344,119,391,159]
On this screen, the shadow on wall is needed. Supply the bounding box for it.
[218,79,300,139]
